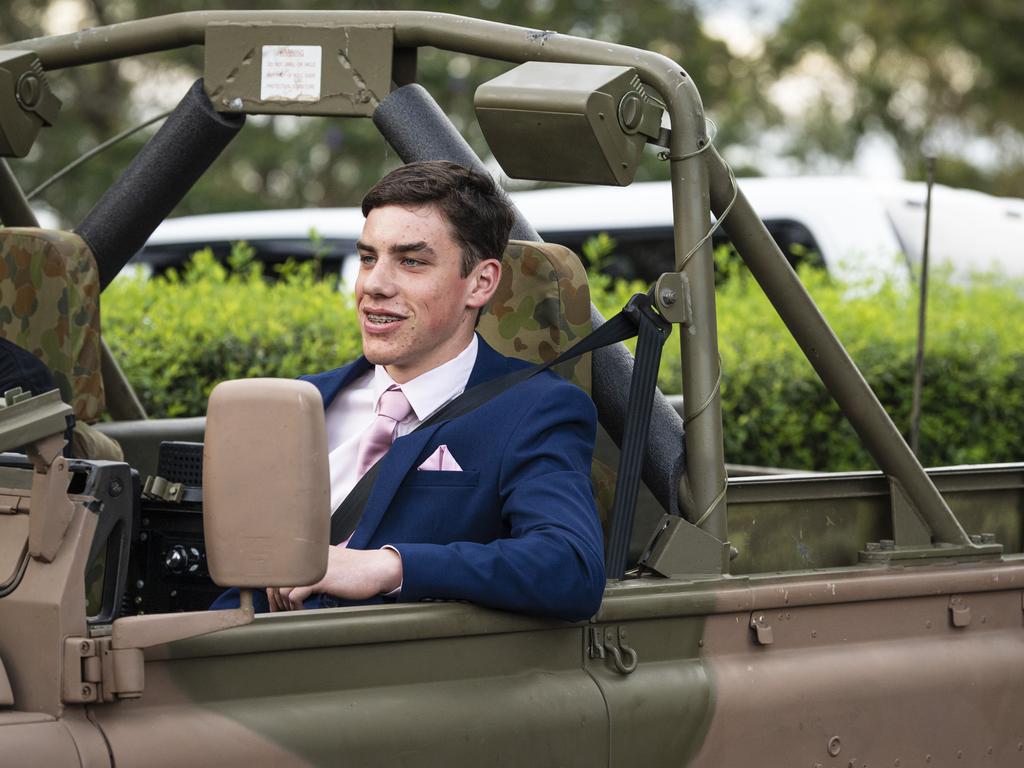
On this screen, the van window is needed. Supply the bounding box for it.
[542,218,824,283]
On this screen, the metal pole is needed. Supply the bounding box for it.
[910,157,936,456]
[0,159,39,226]
[705,147,972,547]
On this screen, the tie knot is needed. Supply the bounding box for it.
[377,386,413,423]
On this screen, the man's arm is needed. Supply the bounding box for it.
[271,547,402,611]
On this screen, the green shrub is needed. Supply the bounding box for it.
[104,244,1024,471]
[104,245,360,417]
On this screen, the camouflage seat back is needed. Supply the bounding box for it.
[478,240,592,393]
[0,228,104,422]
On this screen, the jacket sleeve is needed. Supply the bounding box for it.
[391,380,606,622]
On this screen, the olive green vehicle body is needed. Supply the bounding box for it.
[1,11,1024,767]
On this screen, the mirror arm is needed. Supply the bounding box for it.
[111,587,254,651]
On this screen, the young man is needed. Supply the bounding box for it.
[271,161,605,622]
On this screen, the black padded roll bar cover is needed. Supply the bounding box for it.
[373,83,686,518]
[372,84,534,242]
[76,79,245,290]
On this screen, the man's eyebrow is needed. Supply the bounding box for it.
[392,241,434,256]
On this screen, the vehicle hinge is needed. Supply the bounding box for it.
[63,636,145,704]
[949,596,971,628]
[588,625,638,675]
[750,613,774,645]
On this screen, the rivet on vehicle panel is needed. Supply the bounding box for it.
[926,755,932,763]
[957,751,963,759]
[987,747,993,755]
[811,630,817,638]
[139,532,148,542]
[81,685,91,697]
[659,288,677,306]
[697,639,704,647]
[1018,742,1023,751]
[895,760,901,766]
[229,97,244,110]
[136,580,145,589]
[925,620,932,629]
[827,736,841,756]
[80,641,89,653]
[108,478,124,497]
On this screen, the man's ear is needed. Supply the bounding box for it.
[465,258,502,309]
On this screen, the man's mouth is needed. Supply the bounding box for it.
[363,310,407,326]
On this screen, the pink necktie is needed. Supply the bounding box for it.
[355,385,413,477]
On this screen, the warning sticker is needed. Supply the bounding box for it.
[260,45,322,102]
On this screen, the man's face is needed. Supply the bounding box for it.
[355,203,499,383]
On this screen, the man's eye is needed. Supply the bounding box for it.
[359,254,376,266]
[401,258,424,267]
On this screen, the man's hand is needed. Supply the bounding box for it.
[267,546,403,611]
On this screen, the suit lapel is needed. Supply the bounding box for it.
[346,422,443,549]
[302,357,372,408]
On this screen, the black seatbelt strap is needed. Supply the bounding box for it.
[329,293,668,547]
[603,295,671,579]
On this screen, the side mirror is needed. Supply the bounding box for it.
[97,380,330,701]
[203,378,330,588]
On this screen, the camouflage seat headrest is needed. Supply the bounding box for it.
[478,240,592,394]
[0,228,104,423]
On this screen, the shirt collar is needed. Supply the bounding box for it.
[371,334,479,421]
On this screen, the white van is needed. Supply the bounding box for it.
[136,176,1024,286]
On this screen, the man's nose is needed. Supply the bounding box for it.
[360,259,397,296]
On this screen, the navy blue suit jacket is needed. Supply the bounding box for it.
[299,335,605,622]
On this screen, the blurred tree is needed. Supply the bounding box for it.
[767,0,1024,195]
[2,0,775,226]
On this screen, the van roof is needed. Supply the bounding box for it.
[143,176,1024,282]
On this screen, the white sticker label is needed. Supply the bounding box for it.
[260,45,322,102]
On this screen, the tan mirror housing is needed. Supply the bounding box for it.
[83,379,331,702]
[203,377,330,588]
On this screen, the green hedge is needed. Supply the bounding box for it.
[103,245,1024,471]
[104,247,361,418]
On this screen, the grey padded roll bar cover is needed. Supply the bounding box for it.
[373,83,686,518]
[76,79,245,290]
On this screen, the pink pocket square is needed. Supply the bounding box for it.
[418,445,463,471]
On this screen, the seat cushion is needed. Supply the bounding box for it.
[0,229,103,422]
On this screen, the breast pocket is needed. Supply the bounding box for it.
[400,470,481,488]
[391,470,486,542]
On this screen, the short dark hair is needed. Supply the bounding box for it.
[361,161,515,277]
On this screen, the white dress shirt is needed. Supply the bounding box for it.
[325,335,479,513]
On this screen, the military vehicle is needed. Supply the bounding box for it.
[1,10,1023,767]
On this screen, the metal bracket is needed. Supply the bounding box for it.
[750,613,774,645]
[588,625,639,675]
[890,477,931,546]
[859,477,1003,563]
[949,596,971,628]
[653,272,692,326]
[142,474,184,503]
[638,513,730,578]
[0,50,62,158]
